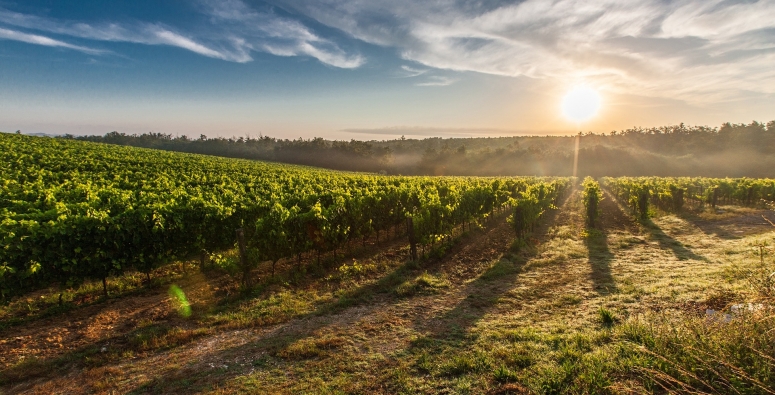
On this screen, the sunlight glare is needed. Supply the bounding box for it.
[561,86,601,123]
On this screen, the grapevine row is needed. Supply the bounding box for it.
[582,177,602,227]
[601,177,775,218]
[0,134,569,298]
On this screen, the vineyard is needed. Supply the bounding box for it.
[3,134,775,394]
[602,177,775,219]
[0,133,570,299]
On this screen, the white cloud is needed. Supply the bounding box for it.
[198,0,364,67]
[271,0,775,102]
[0,1,364,68]
[200,0,257,22]
[0,8,252,62]
[296,42,364,68]
[149,27,251,62]
[0,27,104,54]
[3,0,772,96]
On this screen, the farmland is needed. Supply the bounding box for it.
[0,133,568,299]
[2,134,775,394]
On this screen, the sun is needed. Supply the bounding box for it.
[561,86,601,123]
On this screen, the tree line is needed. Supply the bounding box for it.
[59,120,775,177]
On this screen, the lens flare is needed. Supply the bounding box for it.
[169,285,192,318]
[562,86,601,123]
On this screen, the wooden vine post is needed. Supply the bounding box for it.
[637,190,649,219]
[406,217,418,261]
[672,188,684,212]
[747,187,754,206]
[703,188,708,207]
[236,228,250,288]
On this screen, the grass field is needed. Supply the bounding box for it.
[2,187,775,394]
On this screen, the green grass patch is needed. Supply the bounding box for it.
[276,334,351,360]
[395,271,450,297]
[207,289,324,328]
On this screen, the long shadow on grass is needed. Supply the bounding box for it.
[0,320,208,390]
[0,286,188,388]
[415,190,574,342]
[123,219,515,394]
[202,223,424,330]
[0,234,413,392]
[1,259,419,394]
[584,230,616,295]
[419,256,527,341]
[601,189,705,262]
[583,191,640,295]
[0,267,188,332]
[643,220,706,261]
[123,269,422,394]
[676,209,775,240]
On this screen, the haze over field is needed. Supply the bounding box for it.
[1,0,774,139]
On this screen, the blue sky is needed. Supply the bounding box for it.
[1,0,773,139]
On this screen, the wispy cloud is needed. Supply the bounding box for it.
[0,27,104,55]
[0,8,251,62]
[415,75,458,87]
[273,0,775,101]
[149,27,249,62]
[399,65,429,77]
[398,65,456,86]
[0,1,364,67]
[3,0,772,98]
[198,0,364,67]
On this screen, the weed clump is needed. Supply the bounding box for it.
[493,365,519,383]
[439,351,492,376]
[598,307,616,327]
[276,334,349,360]
[394,272,449,297]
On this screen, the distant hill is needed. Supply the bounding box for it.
[61,121,775,177]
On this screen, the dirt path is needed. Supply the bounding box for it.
[0,223,421,368]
